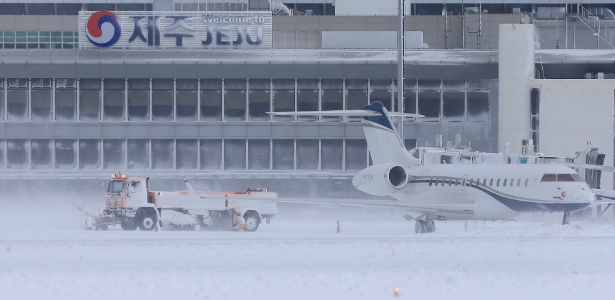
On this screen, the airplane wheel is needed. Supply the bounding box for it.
[415,220,426,234]
[425,219,436,233]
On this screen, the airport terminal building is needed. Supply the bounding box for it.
[0,0,614,197]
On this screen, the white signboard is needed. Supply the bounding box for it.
[78,11,272,49]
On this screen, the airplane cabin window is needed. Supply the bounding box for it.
[489,178,493,186]
[510,178,514,187]
[517,178,521,187]
[503,179,507,186]
[541,174,557,182]
[429,179,433,186]
[496,179,500,186]
[483,178,487,186]
[524,178,529,186]
[557,174,575,182]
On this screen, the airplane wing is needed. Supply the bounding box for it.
[276,197,475,219]
[592,189,615,202]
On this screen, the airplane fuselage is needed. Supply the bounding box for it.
[390,163,594,220]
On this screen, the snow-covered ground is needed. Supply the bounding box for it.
[1,201,615,300]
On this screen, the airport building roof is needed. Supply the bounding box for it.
[0,48,611,79]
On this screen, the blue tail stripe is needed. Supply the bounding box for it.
[361,101,394,130]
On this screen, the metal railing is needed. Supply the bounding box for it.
[576,4,615,49]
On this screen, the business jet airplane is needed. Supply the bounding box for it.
[270,101,612,234]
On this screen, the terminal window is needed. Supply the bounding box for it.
[55,139,76,169]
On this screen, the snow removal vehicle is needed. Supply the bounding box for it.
[81,173,278,232]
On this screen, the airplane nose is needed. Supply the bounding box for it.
[569,188,594,203]
[584,190,596,203]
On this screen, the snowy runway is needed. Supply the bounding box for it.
[1,220,615,300]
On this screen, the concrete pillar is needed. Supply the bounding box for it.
[498,24,535,153]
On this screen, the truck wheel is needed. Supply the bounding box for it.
[120,219,138,231]
[137,208,158,231]
[243,211,261,232]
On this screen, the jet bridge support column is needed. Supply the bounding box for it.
[498,24,535,154]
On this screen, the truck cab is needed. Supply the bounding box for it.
[104,173,158,231]
[106,174,152,209]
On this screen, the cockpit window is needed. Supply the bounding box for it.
[540,174,557,182]
[541,173,583,182]
[107,181,125,194]
[557,174,575,182]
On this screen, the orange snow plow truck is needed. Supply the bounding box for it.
[81,173,278,232]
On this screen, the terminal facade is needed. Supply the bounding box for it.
[0,0,613,197]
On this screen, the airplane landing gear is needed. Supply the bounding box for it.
[562,210,571,225]
[414,218,436,234]
[415,219,426,233]
[425,219,436,233]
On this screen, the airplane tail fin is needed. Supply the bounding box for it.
[267,101,422,168]
[359,101,421,168]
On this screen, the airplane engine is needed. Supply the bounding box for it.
[352,163,408,196]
